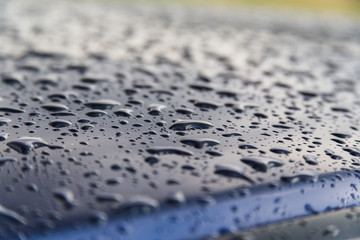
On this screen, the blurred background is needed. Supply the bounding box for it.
[2,0,360,62]
[72,0,360,16]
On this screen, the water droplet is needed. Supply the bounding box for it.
[281,169,319,183]
[86,110,108,117]
[49,119,72,128]
[175,107,194,115]
[0,204,27,225]
[147,147,193,156]
[323,225,340,237]
[7,137,61,154]
[121,195,159,212]
[96,193,123,203]
[0,133,8,141]
[84,99,121,110]
[41,103,69,112]
[303,155,318,165]
[0,157,17,166]
[166,191,186,205]
[169,119,213,131]
[0,117,11,126]
[214,164,253,183]
[114,108,133,117]
[0,107,25,113]
[180,137,220,149]
[241,156,284,172]
[270,148,291,154]
[148,104,166,115]
[53,188,76,207]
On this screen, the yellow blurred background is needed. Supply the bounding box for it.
[140,0,360,16]
[69,0,360,17]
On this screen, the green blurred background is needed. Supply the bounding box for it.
[91,0,360,16]
[159,0,360,16]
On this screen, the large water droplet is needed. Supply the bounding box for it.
[180,137,220,149]
[53,188,76,207]
[84,99,121,110]
[241,156,284,172]
[214,164,253,183]
[0,204,27,225]
[147,147,193,156]
[169,119,213,131]
[49,119,72,128]
[7,137,61,154]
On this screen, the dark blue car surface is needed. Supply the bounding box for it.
[1,0,360,239]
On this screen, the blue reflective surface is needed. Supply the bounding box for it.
[29,170,360,240]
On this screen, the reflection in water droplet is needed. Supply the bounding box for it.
[0,204,27,225]
[96,193,123,203]
[121,195,159,212]
[303,155,318,165]
[7,137,48,154]
[86,110,108,117]
[323,224,340,237]
[180,137,220,149]
[175,107,194,115]
[53,188,76,207]
[241,156,284,172]
[281,169,319,183]
[169,119,213,131]
[0,117,11,126]
[166,191,186,205]
[270,148,292,155]
[7,137,62,154]
[0,133,8,141]
[49,119,72,128]
[0,107,25,113]
[114,108,133,117]
[214,164,253,183]
[84,99,121,110]
[41,103,69,112]
[148,104,166,115]
[0,157,17,166]
[147,147,193,156]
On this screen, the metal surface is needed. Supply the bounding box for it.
[0,0,360,239]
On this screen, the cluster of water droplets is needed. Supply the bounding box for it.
[0,48,359,238]
[0,0,360,239]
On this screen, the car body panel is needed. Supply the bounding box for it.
[1,1,360,239]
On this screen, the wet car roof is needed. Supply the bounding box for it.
[1,0,360,239]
